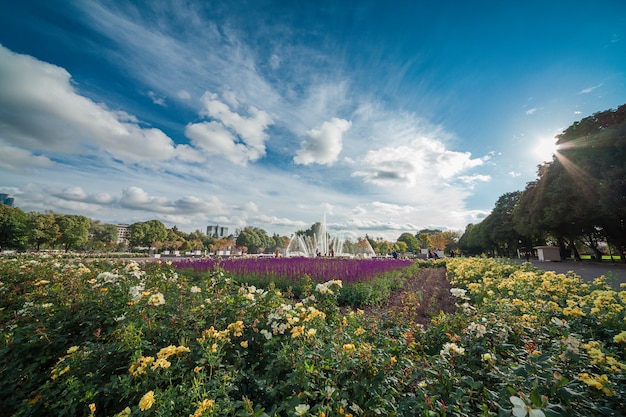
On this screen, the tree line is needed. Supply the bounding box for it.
[0,206,460,256]
[458,103,626,262]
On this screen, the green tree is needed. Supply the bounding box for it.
[513,104,626,261]
[55,214,91,252]
[0,205,28,250]
[478,192,524,257]
[396,232,419,253]
[457,223,485,255]
[88,221,118,252]
[393,241,408,254]
[128,220,168,248]
[236,226,272,254]
[27,212,60,251]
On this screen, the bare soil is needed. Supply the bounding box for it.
[359,267,457,326]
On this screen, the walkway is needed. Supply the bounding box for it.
[508,258,626,289]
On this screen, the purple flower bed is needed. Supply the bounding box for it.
[173,257,414,284]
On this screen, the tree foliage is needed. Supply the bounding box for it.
[236,226,273,254]
[27,212,60,251]
[55,214,91,252]
[0,205,28,250]
[128,220,168,248]
[461,103,626,260]
[396,232,420,253]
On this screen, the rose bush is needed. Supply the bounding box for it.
[0,254,624,416]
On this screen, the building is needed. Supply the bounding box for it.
[116,224,130,244]
[0,193,15,207]
[207,225,229,238]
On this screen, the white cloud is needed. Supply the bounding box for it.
[294,118,351,165]
[120,186,226,214]
[508,171,521,177]
[269,54,281,69]
[50,187,116,205]
[578,83,603,94]
[177,89,191,100]
[0,45,187,165]
[352,136,484,186]
[526,108,537,115]
[185,121,249,164]
[185,91,273,164]
[147,90,166,106]
[457,174,491,185]
[0,140,55,173]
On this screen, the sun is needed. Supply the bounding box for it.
[533,137,559,163]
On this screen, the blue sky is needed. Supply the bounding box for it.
[1,0,625,240]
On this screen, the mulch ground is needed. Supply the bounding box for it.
[358,267,457,326]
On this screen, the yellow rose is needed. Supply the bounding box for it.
[139,390,154,411]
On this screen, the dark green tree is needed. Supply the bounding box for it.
[396,232,420,253]
[87,221,119,252]
[236,226,272,254]
[27,212,60,251]
[0,205,28,250]
[514,104,626,261]
[55,214,91,252]
[128,220,168,248]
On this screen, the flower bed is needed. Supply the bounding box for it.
[1,255,624,416]
[173,257,417,306]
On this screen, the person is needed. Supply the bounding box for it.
[392,250,398,259]
[449,250,455,258]
[525,251,530,262]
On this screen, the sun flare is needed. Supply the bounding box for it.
[533,137,559,162]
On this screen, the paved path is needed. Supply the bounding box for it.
[508,258,626,289]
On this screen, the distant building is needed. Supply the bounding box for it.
[0,193,15,207]
[207,225,229,238]
[116,224,130,243]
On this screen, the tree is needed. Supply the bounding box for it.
[513,104,626,261]
[457,223,484,255]
[88,221,118,252]
[236,226,272,254]
[55,214,91,252]
[0,205,28,250]
[393,241,408,254]
[27,212,60,251]
[128,220,168,248]
[396,232,420,253]
[429,231,460,252]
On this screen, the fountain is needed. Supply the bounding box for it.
[285,214,376,258]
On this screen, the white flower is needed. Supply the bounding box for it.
[260,329,273,340]
[147,292,166,306]
[97,272,119,284]
[450,288,467,298]
[294,404,310,416]
[467,322,486,338]
[129,285,144,300]
[510,396,545,417]
[440,342,465,357]
[190,286,201,293]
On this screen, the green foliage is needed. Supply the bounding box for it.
[236,226,273,254]
[397,232,420,253]
[55,214,91,252]
[27,212,60,251]
[127,220,168,248]
[0,205,28,250]
[1,255,624,416]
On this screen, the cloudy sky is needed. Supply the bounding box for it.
[1,1,625,240]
